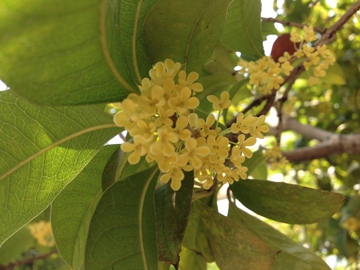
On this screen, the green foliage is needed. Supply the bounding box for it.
[0,0,353,269]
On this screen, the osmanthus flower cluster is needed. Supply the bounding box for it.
[28,221,55,247]
[113,59,269,191]
[237,26,336,94]
[263,141,289,170]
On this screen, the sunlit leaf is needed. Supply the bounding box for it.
[221,0,264,58]
[0,0,156,105]
[179,246,207,270]
[228,202,331,270]
[231,179,345,224]
[155,171,194,264]
[51,145,118,269]
[85,167,159,269]
[0,90,121,245]
[143,0,233,73]
[200,203,276,269]
[242,149,268,179]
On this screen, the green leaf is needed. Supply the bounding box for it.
[51,145,119,269]
[179,246,207,270]
[0,90,121,245]
[155,171,194,264]
[0,227,35,264]
[85,167,159,269]
[200,203,276,269]
[230,179,345,224]
[143,0,233,73]
[102,148,151,191]
[228,203,331,270]
[0,0,155,105]
[202,43,240,74]
[242,149,268,179]
[221,0,264,58]
[182,201,214,263]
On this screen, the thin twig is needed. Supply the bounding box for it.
[0,250,58,270]
[261,17,326,34]
[227,1,360,130]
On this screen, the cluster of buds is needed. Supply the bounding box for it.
[28,221,55,247]
[263,142,289,170]
[238,26,336,94]
[113,59,269,191]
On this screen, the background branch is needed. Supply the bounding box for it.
[271,117,360,162]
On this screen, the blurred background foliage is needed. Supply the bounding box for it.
[268,0,360,269]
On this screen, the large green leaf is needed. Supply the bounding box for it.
[51,145,119,269]
[231,179,345,224]
[102,147,151,191]
[182,201,214,263]
[143,0,233,73]
[85,167,159,269]
[0,0,155,105]
[0,90,121,245]
[200,203,276,270]
[179,246,207,270]
[155,171,194,265]
[221,0,264,58]
[228,203,331,270]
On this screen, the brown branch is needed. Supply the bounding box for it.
[283,134,360,162]
[315,0,360,47]
[261,17,326,34]
[0,250,57,270]
[272,117,360,162]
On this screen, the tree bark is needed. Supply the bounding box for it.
[272,117,360,162]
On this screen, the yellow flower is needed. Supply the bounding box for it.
[172,115,191,141]
[303,25,317,42]
[207,135,230,162]
[149,59,181,83]
[139,85,166,116]
[198,114,218,137]
[207,91,232,110]
[281,61,294,76]
[236,134,256,158]
[290,31,302,43]
[113,98,140,131]
[150,127,178,157]
[160,165,185,191]
[121,136,150,164]
[230,113,257,134]
[178,138,210,169]
[230,147,246,168]
[233,166,248,180]
[178,70,203,92]
[131,120,156,141]
[154,107,174,127]
[168,87,199,114]
[249,115,269,139]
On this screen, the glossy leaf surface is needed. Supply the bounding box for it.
[221,0,264,58]
[51,145,118,269]
[144,0,233,72]
[200,203,276,270]
[155,171,194,264]
[85,167,159,269]
[228,203,331,269]
[0,0,156,105]
[0,90,121,244]
[231,179,345,224]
